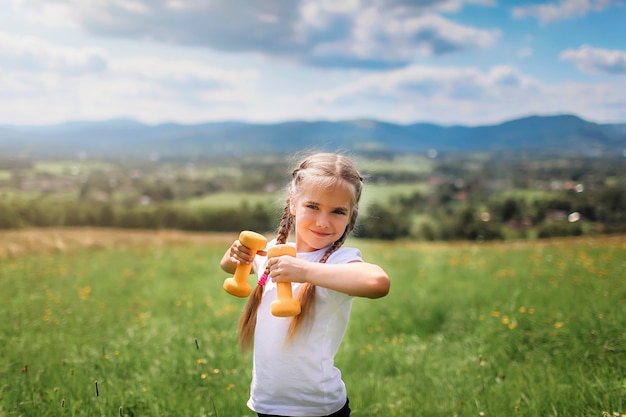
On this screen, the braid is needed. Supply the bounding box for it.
[276,197,294,244]
[237,284,263,352]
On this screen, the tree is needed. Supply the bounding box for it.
[358,203,411,240]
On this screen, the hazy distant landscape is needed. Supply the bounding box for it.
[1,114,626,159]
[1,113,625,241]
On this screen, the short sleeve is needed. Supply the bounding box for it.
[326,247,362,265]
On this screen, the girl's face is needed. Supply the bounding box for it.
[290,182,353,253]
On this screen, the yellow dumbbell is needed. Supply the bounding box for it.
[223,231,267,298]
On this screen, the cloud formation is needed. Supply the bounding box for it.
[560,45,626,74]
[512,0,621,24]
[13,0,500,69]
[2,0,625,125]
[0,28,259,124]
[0,32,107,74]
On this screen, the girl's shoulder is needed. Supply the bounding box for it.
[325,246,362,264]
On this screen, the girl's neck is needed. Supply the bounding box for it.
[297,243,332,254]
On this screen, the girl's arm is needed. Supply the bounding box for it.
[267,257,390,299]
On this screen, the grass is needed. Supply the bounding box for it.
[355,155,434,175]
[344,238,625,416]
[0,229,624,416]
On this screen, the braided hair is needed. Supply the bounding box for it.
[237,153,363,351]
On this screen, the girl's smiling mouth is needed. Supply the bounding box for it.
[310,229,332,237]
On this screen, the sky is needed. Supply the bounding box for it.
[1,0,625,127]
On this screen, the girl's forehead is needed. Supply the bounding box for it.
[297,182,354,206]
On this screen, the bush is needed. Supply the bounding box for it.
[0,198,276,233]
[537,220,583,239]
[358,203,411,240]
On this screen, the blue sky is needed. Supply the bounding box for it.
[1,0,625,126]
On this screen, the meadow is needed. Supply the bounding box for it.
[0,228,624,417]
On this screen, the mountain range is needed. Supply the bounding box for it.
[1,114,625,159]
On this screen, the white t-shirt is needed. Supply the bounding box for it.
[248,240,362,416]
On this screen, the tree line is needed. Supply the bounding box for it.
[1,153,624,241]
[2,184,624,241]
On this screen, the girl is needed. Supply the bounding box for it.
[220,152,390,417]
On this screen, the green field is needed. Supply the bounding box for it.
[33,161,119,177]
[185,183,429,212]
[185,192,281,210]
[0,229,624,416]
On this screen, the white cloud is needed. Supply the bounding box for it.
[0,31,108,73]
[512,0,621,24]
[309,64,539,103]
[0,30,260,124]
[302,63,626,124]
[560,45,626,74]
[11,0,500,69]
[10,0,77,27]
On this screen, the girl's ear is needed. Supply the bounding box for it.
[289,198,296,216]
[288,187,297,215]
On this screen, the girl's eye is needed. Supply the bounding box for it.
[306,204,318,210]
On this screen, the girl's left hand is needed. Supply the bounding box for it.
[267,255,308,283]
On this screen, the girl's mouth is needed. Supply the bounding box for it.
[311,229,332,237]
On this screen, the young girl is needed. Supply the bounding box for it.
[220,152,390,417]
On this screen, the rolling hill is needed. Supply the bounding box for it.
[1,114,625,159]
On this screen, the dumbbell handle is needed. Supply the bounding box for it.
[268,244,301,317]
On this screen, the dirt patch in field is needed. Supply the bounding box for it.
[0,228,240,259]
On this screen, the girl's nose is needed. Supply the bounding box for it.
[315,213,330,227]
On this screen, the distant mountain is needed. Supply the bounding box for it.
[1,114,624,159]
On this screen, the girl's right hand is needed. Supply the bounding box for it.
[228,239,267,265]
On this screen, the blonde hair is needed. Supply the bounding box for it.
[238,152,363,351]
